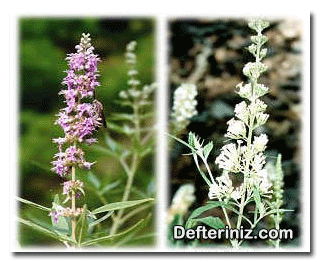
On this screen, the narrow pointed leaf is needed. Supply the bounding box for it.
[113,214,152,247]
[203,141,213,160]
[91,198,154,215]
[188,132,195,147]
[16,197,51,212]
[167,133,195,152]
[17,217,75,244]
[191,216,225,230]
[186,202,223,229]
[89,211,114,228]
[82,215,150,246]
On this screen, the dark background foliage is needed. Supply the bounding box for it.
[169,18,302,247]
[18,17,155,246]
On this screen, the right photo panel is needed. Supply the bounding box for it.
[167,18,305,250]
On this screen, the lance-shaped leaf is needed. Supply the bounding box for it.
[16,197,51,212]
[186,201,223,229]
[82,214,151,246]
[190,216,225,230]
[91,198,154,215]
[17,217,76,244]
[89,211,114,228]
[203,141,213,160]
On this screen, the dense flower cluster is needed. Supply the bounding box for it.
[51,34,101,223]
[52,33,102,177]
[208,173,244,201]
[171,83,198,132]
[211,20,272,201]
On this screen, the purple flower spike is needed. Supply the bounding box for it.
[52,33,102,177]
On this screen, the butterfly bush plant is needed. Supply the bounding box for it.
[18,35,155,248]
[169,20,288,249]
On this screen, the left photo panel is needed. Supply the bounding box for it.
[17,17,156,249]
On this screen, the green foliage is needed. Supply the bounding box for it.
[185,201,226,229]
[18,196,153,247]
[168,19,293,249]
[16,197,51,212]
[18,18,155,248]
[81,214,151,247]
[91,198,154,215]
[18,217,76,244]
[190,217,225,230]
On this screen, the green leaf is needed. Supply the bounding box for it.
[91,198,154,215]
[25,212,52,229]
[113,214,152,247]
[82,214,151,246]
[167,132,211,185]
[191,216,225,230]
[188,132,195,148]
[17,217,75,244]
[89,211,114,228]
[185,201,250,229]
[167,133,194,152]
[208,200,253,226]
[203,141,213,160]
[75,205,88,245]
[186,202,223,229]
[16,197,51,212]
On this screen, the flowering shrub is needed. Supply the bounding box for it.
[17,34,155,248]
[168,20,289,249]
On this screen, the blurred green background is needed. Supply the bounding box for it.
[18,17,155,246]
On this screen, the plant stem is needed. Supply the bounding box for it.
[235,29,266,246]
[71,165,76,241]
[201,157,236,247]
[109,154,139,235]
[236,122,253,230]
